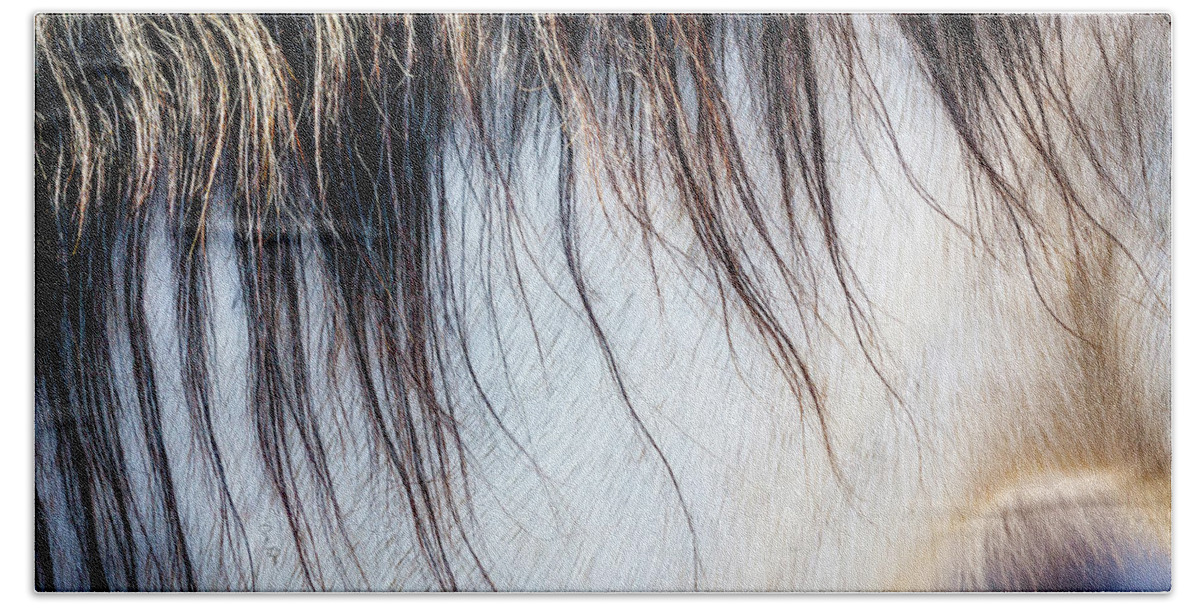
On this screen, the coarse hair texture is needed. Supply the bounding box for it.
[34,13,1170,591]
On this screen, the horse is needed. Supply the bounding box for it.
[33,13,1171,591]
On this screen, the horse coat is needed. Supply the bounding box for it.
[33,13,1171,591]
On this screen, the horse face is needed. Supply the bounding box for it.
[34,14,1170,591]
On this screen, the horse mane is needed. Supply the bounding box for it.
[34,14,1169,590]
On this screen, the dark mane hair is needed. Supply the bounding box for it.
[34,14,1170,591]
